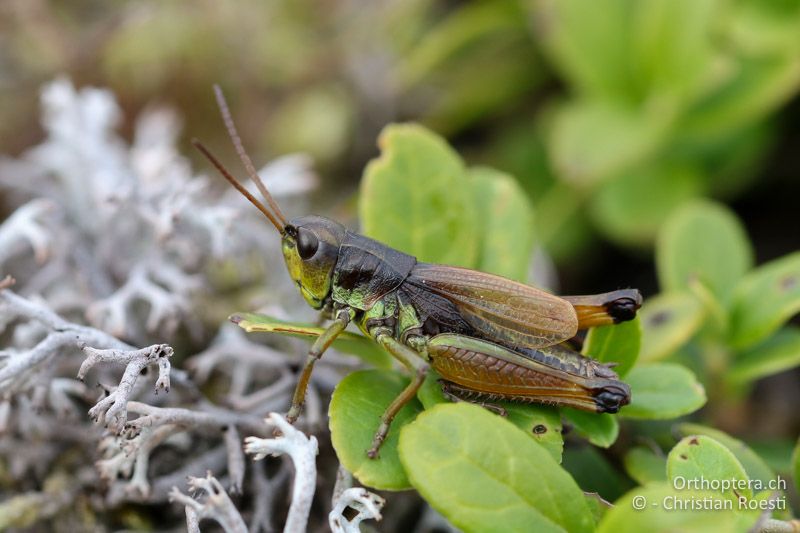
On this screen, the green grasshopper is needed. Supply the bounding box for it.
[195,87,641,458]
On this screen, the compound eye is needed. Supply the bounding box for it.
[296,228,319,260]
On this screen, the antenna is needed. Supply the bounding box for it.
[213,85,288,227]
[192,139,285,233]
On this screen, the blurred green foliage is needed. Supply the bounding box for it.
[5,0,797,262]
[527,0,800,253]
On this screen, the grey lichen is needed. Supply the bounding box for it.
[0,79,372,531]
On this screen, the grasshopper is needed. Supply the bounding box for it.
[195,87,641,458]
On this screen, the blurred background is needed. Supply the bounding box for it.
[2,0,799,282]
[1,0,799,530]
[3,0,800,288]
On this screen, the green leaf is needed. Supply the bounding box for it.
[589,164,703,247]
[656,200,753,305]
[629,0,717,104]
[470,166,535,282]
[582,316,641,377]
[622,363,706,419]
[639,292,706,362]
[623,446,667,485]
[729,327,800,384]
[533,0,631,98]
[229,313,391,369]
[399,403,593,533]
[360,123,478,267]
[535,0,717,104]
[504,404,564,462]
[329,370,423,490]
[667,435,752,502]
[792,438,800,497]
[597,483,757,533]
[729,252,800,349]
[676,424,775,485]
[562,409,619,448]
[549,100,671,187]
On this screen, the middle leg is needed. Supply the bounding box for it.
[368,333,429,458]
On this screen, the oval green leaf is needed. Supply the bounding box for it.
[656,200,753,306]
[729,252,800,349]
[399,402,593,533]
[667,435,752,503]
[676,423,775,485]
[360,123,478,267]
[562,409,619,449]
[582,315,641,377]
[639,292,706,362]
[329,369,423,490]
[621,363,706,419]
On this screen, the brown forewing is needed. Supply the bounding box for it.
[406,263,578,349]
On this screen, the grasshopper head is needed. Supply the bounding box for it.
[282,215,345,309]
[195,86,347,310]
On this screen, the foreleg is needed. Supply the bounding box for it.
[285,308,351,424]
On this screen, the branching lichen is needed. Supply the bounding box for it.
[79,344,173,432]
[0,200,55,265]
[329,487,385,533]
[245,413,319,533]
[169,473,248,533]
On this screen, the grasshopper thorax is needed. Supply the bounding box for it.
[282,215,346,309]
